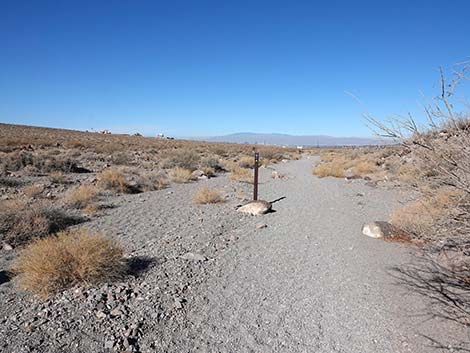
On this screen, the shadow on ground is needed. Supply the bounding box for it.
[127,256,158,277]
[391,244,470,351]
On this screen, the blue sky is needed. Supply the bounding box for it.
[1,1,469,137]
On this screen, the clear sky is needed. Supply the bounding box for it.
[1,0,469,137]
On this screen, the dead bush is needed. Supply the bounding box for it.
[391,188,465,240]
[136,172,169,191]
[13,228,125,297]
[22,184,44,198]
[66,185,99,209]
[169,167,196,183]
[230,166,253,183]
[313,161,346,178]
[97,169,131,193]
[193,187,225,204]
[0,203,83,246]
[49,171,66,184]
[238,156,255,169]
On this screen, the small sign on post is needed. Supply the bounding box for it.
[253,152,259,200]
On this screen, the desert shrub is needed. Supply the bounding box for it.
[397,163,421,184]
[162,149,200,171]
[66,185,99,209]
[22,184,45,198]
[352,160,379,176]
[0,203,83,246]
[49,171,66,184]
[230,166,253,183]
[391,188,464,240]
[193,187,225,204]
[201,167,215,177]
[94,142,126,155]
[169,167,196,183]
[136,172,169,191]
[238,156,255,169]
[0,151,79,174]
[0,177,23,188]
[200,156,223,171]
[97,169,131,193]
[13,228,125,297]
[259,148,284,162]
[111,152,131,165]
[313,161,347,178]
[193,187,224,203]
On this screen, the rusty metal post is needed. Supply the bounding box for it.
[253,152,259,200]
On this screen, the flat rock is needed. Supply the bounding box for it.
[181,252,206,262]
[237,200,272,215]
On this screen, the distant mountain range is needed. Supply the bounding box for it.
[196,132,389,147]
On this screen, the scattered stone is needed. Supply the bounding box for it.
[95,310,107,319]
[181,252,206,262]
[237,200,272,215]
[104,340,115,349]
[2,243,13,251]
[344,168,360,180]
[256,224,268,229]
[362,221,397,239]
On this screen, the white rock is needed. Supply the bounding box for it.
[181,252,206,262]
[237,200,272,215]
[362,221,396,239]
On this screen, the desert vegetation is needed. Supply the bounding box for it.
[193,187,225,204]
[13,228,125,297]
[0,123,297,298]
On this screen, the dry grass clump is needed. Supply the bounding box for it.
[201,167,215,177]
[12,228,125,297]
[230,166,253,183]
[97,169,131,193]
[169,167,196,183]
[391,188,464,240]
[238,156,255,169]
[66,185,100,209]
[49,171,66,184]
[0,202,82,246]
[193,187,225,204]
[313,161,346,178]
[22,184,44,198]
[136,172,169,191]
[352,160,379,176]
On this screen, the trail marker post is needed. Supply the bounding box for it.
[253,152,259,200]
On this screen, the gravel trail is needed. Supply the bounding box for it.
[169,157,462,352]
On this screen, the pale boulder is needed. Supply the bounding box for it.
[237,200,272,215]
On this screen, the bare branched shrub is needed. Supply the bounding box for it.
[193,187,225,204]
[13,229,125,297]
[366,61,470,239]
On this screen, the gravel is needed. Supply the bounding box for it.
[0,157,465,352]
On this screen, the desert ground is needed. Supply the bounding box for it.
[0,123,469,352]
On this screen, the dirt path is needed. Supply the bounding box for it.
[166,157,463,352]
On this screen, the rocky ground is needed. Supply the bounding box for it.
[0,157,467,352]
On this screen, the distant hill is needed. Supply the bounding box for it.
[197,132,388,147]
